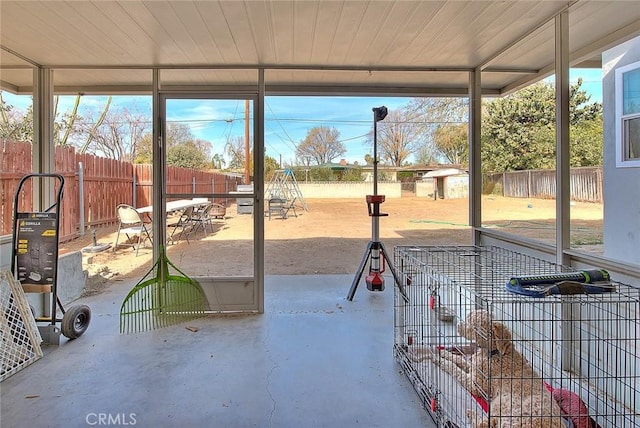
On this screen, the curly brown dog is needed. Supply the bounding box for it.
[411,309,565,428]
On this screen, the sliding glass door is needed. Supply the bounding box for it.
[160,94,263,313]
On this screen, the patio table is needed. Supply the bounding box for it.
[136,198,208,215]
[136,199,210,244]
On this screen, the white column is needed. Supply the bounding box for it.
[555,11,570,266]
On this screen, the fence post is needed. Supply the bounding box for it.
[225,178,229,206]
[192,176,196,195]
[132,170,137,208]
[78,161,85,237]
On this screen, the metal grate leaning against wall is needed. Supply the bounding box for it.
[393,245,639,428]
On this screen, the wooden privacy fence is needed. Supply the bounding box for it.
[134,164,237,208]
[0,140,242,242]
[484,167,603,202]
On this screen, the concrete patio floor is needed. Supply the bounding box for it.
[1,274,435,428]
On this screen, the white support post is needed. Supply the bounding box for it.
[555,11,571,267]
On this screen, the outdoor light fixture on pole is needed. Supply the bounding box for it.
[347,107,406,302]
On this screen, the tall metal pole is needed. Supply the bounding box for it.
[370,109,380,278]
[373,111,378,196]
[348,106,409,301]
[244,100,251,184]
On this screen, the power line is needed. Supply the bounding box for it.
[265,100,298,152]
[339,132,370,143]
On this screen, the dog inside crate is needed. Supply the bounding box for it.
[409,309,583,428]
[393,245,640,428]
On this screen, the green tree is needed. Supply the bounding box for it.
[309,167,336,181]
[135,122,211,168]
[342,167,363,181]
[433,123,468,165]
[134,134,153,163]
[211,153,226,169]
[264,155,280,181]
[571,116,603,167]
[482,79,602,172]
[296,126,345,165]
[167,140,209,169]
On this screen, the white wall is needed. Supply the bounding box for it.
[603,36,640,266]
[0,235,11,271]
[297,182,402,198]
[415,176,469,199]
[416,179,435,198]
[0,240,87,315]
[445,175,469,199]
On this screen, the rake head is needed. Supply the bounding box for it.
[119,247,206,334]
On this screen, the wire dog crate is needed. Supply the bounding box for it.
[393,245,640,428]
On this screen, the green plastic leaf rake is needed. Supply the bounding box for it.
[120,246,206,334]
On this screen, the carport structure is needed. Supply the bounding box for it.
[1,1,640,426]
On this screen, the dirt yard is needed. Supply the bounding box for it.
[59,195,603,292]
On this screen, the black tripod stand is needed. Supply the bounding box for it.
[347,106,406,302]
[347,194,404,300]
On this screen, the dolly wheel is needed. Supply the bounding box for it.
[61,305,91,339]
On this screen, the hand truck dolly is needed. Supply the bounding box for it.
[10,173,91,345]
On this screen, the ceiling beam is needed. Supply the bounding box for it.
[27,84,500,98]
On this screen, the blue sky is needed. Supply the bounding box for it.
[165,96,411,165]
[3,69,602,165]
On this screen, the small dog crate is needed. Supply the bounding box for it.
[393,245,640,428]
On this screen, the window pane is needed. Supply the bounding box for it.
[622,68,640,115]
[481,80,557,246]
[625,116,640,160]
[569,69,603,258]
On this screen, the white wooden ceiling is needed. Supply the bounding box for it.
[1,1,639,96]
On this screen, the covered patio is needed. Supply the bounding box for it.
[2,1,640,426]
[2,0,640,278]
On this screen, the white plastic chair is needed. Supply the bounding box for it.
[113,204,152,256]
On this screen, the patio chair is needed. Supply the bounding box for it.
[267,197,287,220]
[187,203,215,238]
[113,204,152,256]
[283,197,298,219]
[168,206,195,244]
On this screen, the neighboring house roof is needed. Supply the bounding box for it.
[424,168,468,178]
[314,162,358,170]
[311,162,402,171]
[402,164,466,173]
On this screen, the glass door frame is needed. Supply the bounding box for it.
[156,90,264,313]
